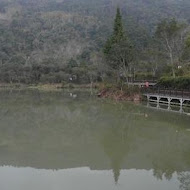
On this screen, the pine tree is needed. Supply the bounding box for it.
[103,8,134,83]
[104,8,125,55]
[113,8,125,43]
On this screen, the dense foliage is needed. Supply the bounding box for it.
[0,0,190,84]
[158,76,190,90]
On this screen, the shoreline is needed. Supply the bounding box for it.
[0,83,142,102]
[98,88,142,102]
[0,83,99,91]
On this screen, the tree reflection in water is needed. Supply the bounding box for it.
[100,112,133,184]
[0,90,190,186]
[178,172,190,190]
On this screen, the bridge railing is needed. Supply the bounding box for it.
[142,88,190,98]
[131,80,157,83]
[127,77,157,83]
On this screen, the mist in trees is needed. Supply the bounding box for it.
[0,0,190,84]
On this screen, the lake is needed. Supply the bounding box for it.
[0,89,190,190]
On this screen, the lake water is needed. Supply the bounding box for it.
[0,89,190,190]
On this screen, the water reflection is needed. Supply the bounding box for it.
[0,89,190,189]
[146,102,190,115]
[101,127,131,183]
[0,167,181,190]
[178,172,190,190]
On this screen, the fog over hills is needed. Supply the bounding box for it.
[0,0,190,83]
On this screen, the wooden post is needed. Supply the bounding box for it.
[168,98,171,105]
[180,99,183,107]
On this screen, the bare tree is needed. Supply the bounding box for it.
[156,19,189,77]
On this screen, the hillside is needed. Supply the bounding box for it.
[0,0,190,83]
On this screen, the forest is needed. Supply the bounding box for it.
[0,0,190,84]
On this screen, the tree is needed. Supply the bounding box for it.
[104,8,134,83]
[182,35,190,62]
[155,19,189,78]
[108,40,134,83]
[142,42,166,78]
[104,7,125,55]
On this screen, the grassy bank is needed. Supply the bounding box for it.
[0,83,100,91]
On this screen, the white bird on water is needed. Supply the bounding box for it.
[69,93,77,98]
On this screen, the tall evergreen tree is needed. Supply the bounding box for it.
[104,8,125,55]
[113,8,125,43]
[103,8,134,83]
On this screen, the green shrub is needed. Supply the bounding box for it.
[158,76,190,89]
[135,72,154,80]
